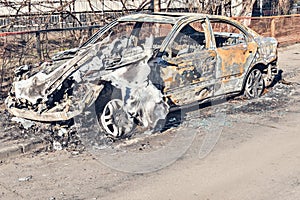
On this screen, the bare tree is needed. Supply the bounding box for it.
[277,0,294,14]
[237,0,257,16]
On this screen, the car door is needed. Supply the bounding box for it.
[208,19,258,95]
[158,18,218,105]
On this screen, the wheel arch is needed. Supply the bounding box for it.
[94,81,122,115]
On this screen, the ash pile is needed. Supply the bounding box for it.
[225,77,299,116]
[0,98,117,153]
[0,107,85,153]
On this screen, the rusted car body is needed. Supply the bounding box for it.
[5,12,278,137]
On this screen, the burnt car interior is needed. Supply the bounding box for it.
[211,20,248,48]
[167,21,207,58]
[94,21,173,50]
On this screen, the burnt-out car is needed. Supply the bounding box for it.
[5,12,278,137]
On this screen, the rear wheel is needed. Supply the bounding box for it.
[244,68,265,98]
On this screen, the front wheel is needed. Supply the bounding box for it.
[244,68,265,98]
[99,99,134,138]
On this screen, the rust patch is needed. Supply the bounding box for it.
[216,41,258,83]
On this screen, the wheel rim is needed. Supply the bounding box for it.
[100,99,134,137]
[245,69,264,98]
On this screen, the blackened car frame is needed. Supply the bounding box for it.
[6,12,278,137]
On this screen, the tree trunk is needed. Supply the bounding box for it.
[238,0,256,16]
[153,0,161,12]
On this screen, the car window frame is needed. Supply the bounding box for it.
[207,18,254,49]
[79,20,119,48]
[160,17,213,55]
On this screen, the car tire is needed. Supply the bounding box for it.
[95,84,135,138]
[244,68,265,99]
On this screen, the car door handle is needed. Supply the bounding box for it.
[241,44,252,54]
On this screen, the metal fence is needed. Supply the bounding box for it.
[0,11,142,32]
[0,25,101,98]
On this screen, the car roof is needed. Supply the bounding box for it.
[117,12,258,38]
[117,12,232,24]
[118,13,182,24]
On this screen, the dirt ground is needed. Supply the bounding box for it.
[0,43,300,200]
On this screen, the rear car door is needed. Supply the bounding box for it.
[208,19,258,95]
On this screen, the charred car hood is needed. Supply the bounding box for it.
[11,39,149,105]
[6,35,169,132]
